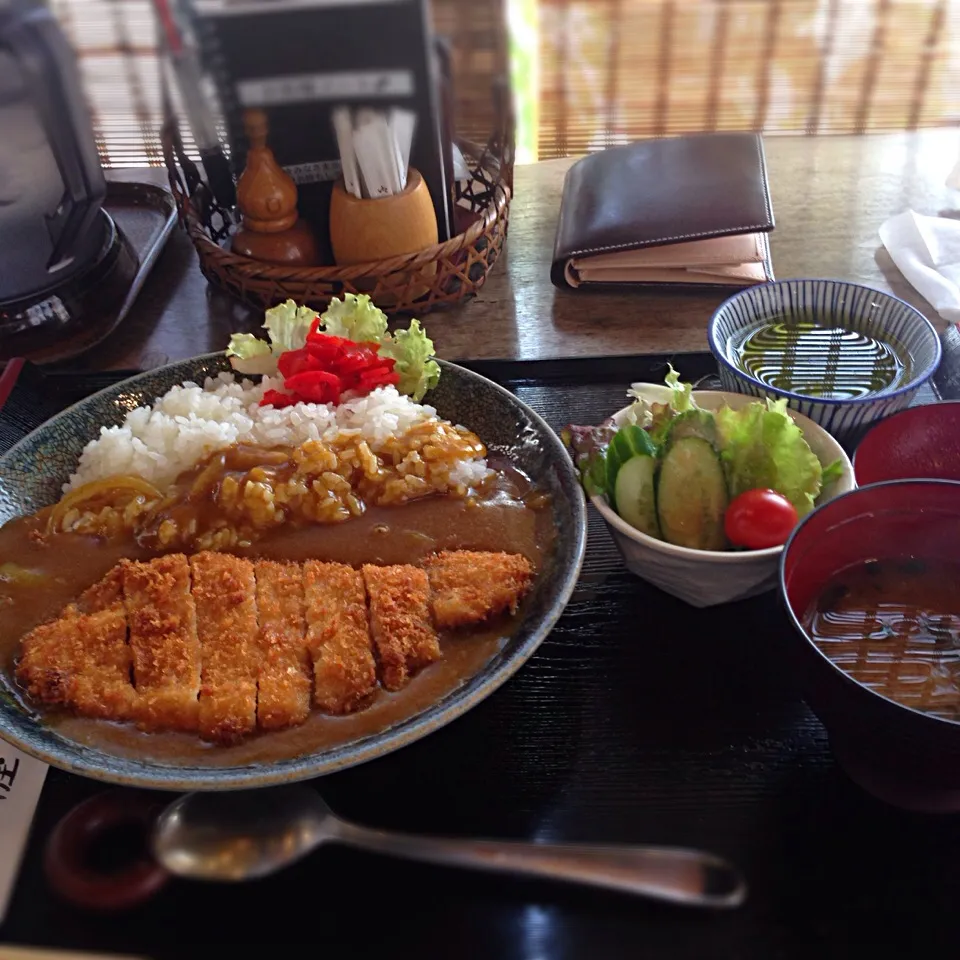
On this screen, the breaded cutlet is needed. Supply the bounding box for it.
[14,549,537,739]
[303,561,377,714]
[16,618,80,707]
[425,551,534,629]
[363,564,440,691]
[122,553,201,732]
[190,552,259,742]
[76,565,124,614]
[15,599,137,721]
[67,602,137,719]
[255,559,311,729]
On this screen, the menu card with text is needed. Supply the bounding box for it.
[0,743,47,925]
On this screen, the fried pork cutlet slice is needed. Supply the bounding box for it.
[16,571,136,721]
[63,603,136,719]
[190,552,259,743]
[255,559,311,730]
[122,553,200,732]
[425,551,535,629]
[76,565,124,614]
[304,561,377,714]
[363,564,440,691]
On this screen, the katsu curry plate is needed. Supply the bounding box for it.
[0,297,585,789]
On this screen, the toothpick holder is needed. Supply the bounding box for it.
[329,168,439,266]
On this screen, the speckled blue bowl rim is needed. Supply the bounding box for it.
[0,355,586,791]
[707,279,942,406]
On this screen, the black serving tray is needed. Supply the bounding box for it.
[1,181,178,366]
[1,353,959,957]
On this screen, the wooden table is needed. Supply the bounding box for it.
[94,129,960,371]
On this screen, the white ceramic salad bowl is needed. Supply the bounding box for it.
[590,385,855,607]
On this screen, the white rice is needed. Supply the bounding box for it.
[65,373,490,492]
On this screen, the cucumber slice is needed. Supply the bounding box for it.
[665,409,718,450]
[605,425,658,496]
[613,454,660,537]
[657,437,729,550]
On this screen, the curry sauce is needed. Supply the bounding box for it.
[0,467,552,766]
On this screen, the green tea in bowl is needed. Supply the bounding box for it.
[729,317,912,400]
[708,279,942,444]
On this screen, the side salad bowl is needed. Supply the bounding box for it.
[588,385,854,607]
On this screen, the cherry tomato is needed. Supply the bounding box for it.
[724,488,799,550]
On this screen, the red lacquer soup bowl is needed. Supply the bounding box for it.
[854,402,960,486]
[779,480,960,811]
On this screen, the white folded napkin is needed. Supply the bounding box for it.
[947,158,960,191]
[879,209,960,323]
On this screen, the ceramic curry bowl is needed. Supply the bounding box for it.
[0,356,586,790]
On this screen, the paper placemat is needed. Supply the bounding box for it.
[0,744,47,926]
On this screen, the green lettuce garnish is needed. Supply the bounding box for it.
[663,364,694,413]
[625,364,696,446]
[715,398,824,516]
[224,332,273,373]
[379,319,441,402]
[320,293,389,343]
[226,299,319,374]
[820,459,845,486]
[264,300,318,352]
[225,295,441,400]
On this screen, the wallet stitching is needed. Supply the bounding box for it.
[761,231,775,281]
[585,242,765,267]
[567,135,774,258]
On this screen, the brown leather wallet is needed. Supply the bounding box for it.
[551,133,775,290]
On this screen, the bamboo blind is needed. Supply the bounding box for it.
[539,0,960,159]
[48,0,508,169]
[432,0,510,144]
[49,0,959,168]
[50,0,167,167]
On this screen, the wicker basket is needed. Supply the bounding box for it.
[161,115,513,316]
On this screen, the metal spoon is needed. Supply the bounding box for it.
[153,786,746,908]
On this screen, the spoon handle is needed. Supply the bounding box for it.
[335,825,745,908]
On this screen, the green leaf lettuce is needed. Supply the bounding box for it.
[319,293,389,343]
[715,398,824,515]
[663,364,694,413]
[379,319,441,402]
[226,299,318,374]
[264,300,319,352]
[224,332,274,375]
[624,364,698,447]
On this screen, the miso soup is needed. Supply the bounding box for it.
[805,558,960,721]
[729,317,911,399]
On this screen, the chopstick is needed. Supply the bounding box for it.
[0,358,25,416]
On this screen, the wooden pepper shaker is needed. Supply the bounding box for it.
[231,109,320,266]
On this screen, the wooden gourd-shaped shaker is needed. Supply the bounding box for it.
[231,109,319,266]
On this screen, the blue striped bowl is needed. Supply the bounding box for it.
[708,280,941,444]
